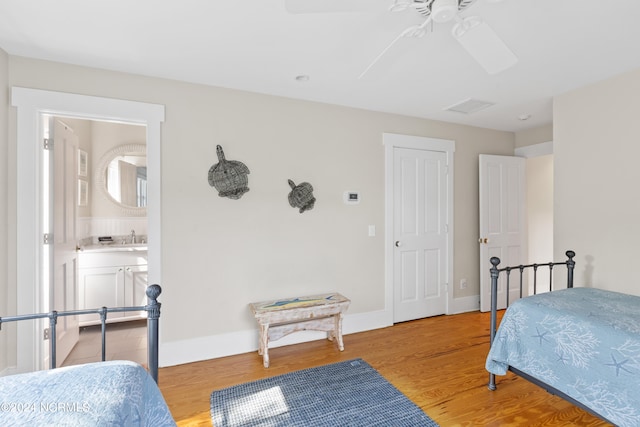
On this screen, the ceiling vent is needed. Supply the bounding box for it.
[445,98,495,114]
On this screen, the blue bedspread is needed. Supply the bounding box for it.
[0,360,175,426]
[486,287,640,427]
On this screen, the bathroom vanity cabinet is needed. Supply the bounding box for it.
[78,248,148,326]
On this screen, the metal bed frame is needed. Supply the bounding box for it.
[487,251,616,424]
[488,250,575,390]
[0,284,162,383]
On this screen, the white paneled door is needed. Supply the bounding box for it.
[393,147,449,322]
[49,118,80,366]
[479,154,526,312]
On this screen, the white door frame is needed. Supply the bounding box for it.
[12,87,164,373]
[384,133,455,321]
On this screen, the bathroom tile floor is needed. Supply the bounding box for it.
[62,320,147,368]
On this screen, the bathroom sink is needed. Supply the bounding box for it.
[109,243,148,250]
[106,243,147,251]
[80,243,148,253]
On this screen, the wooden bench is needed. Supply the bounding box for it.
[249,293,350,368]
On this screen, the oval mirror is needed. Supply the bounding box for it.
[95,143,147,215]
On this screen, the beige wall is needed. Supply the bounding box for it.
[526,154,553,287]
[554,68,640,295]
[515,124,552,148]
[5,55,514,365]
[0,48,8,371]
[514,124,554,270]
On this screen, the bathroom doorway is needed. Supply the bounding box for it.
[46,116,149,366]
[13,87,164,373]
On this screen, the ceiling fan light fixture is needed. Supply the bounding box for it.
[431,0,458,23]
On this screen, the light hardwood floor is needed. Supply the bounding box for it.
[159,311,610,427]
[62,320,147,367]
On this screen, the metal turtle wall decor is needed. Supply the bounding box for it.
[208,145,250,200]
[287,179,316,213]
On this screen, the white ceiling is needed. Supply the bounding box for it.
[1,0,640,132]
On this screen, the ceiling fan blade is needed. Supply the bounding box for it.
[359,16,433,79]
[388,0,425,13]
[284,0,375,14]
[358,32,407,79]
[452,16,517,74]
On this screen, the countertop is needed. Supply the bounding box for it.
[79,243,148,253]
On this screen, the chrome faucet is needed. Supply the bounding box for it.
[130,229,136,244]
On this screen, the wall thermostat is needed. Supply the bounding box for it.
[343,191,360,205]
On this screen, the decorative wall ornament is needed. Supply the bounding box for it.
[78,179,88,206]
[208,145,250,199]
[288,179,316,213]
[78,150,88,177]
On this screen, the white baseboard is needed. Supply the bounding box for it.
[159,298,480,368]
[159,309,393,368]
[450,294,480,314]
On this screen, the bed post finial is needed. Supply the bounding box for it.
[566,250,575,288]
[489,258,501,316]
[490,257,501,308]
[145,284,162,383]
[145,285,162,322]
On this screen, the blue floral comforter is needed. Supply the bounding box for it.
[486,287,640,427]
[0,360,175,426]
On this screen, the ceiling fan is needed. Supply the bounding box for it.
[284,0,518,78]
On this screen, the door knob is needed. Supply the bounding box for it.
[395,241,402,247]
[478,238,488,244]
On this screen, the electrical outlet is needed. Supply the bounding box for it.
[460,279,468,289]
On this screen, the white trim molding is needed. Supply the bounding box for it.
[160,309,391,367]
[514,141,553,158]
[11,87,164,373]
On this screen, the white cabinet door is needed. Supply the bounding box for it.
[78,266,126,325]
[125,265,148,318]
[77,251,148,325]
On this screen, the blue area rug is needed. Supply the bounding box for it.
[210,358,439,427]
